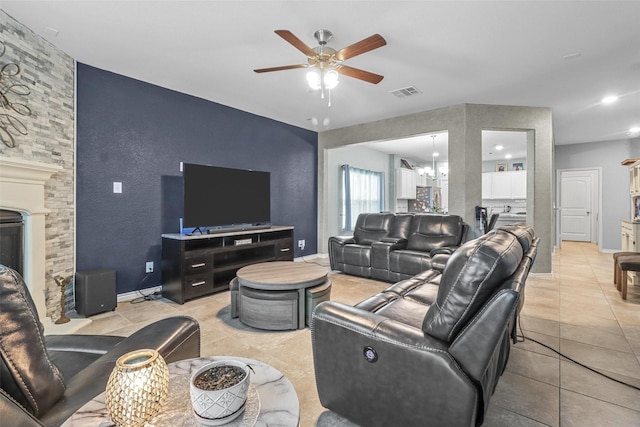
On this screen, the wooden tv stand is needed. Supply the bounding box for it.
[161,226,294,304]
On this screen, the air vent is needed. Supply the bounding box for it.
[390,86,422,98]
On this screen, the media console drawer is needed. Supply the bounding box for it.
[184,254,213,274]
[184,273,214,299]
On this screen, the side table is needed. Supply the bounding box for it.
[61,356,299,426]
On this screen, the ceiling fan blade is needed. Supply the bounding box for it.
[274,30,317,58]
[254,64,307,73]
[335,34,387,61]
[336,65,384,84]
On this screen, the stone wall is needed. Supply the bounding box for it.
[0,11,75,318]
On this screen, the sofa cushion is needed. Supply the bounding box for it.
[389,249,434,275]
[353,213,394,245]
[406,214,464,252]
[422,230,523,342]
[0,266,66,417]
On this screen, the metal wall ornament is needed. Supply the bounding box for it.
[0,41,31,148]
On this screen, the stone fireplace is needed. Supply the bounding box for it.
[0,156,88,333]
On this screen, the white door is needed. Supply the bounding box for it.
[560,170,596,242]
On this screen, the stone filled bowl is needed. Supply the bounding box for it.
[189,359,251,423]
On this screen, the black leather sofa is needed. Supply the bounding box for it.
[0,265,201,427]
[329,212,469,282]
[313,224,538,427]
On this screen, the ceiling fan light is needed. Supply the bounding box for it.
[306,69,321,90]
[324,69,339,89]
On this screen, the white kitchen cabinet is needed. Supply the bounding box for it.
[511,171,527,199]
[491,173,512,199]
[396,168,417,199]
[482,171,527,199]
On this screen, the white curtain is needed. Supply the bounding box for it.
[341,165,384,231]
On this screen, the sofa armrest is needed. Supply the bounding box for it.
[371,239,407,272]
[429,246,457,257]
[39,316,200,427]
[449,289,518,381]
[329,235,356,245]
[380,236,408,246]
[0,389,45,427]
[312,302,479,427]
[328,235,356,270]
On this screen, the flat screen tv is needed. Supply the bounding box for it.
[183,163,271,231]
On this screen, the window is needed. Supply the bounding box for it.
[341,165,384,231]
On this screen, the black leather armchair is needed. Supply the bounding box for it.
[312,225,538,427]
[0,265,201,427]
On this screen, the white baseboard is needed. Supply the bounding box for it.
[294,253,327,261]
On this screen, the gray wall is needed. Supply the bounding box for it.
[556,138,637,251]
[326,145,392,238]
[318,103,553,274]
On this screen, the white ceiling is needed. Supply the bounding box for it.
[3,1,639,149]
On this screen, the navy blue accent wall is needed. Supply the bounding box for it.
[76,63,317,295]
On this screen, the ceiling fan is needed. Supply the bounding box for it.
[254,29,387,87]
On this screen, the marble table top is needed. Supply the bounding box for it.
[61,356,300,427]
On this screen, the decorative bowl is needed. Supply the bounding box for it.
[189,360,251,423]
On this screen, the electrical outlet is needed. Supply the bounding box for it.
[146,262,154,273]
[298,239,306,250]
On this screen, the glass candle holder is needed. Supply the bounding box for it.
[105,349,169,427]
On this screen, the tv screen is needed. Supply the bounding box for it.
[183,163,271,230]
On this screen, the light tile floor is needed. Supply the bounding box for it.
[78,242,640,426]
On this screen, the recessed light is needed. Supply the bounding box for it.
[433,152,440,157]
[601,95,618,105]
[495,145,504,151]
[505,154,513,159]
[630,126,640,136]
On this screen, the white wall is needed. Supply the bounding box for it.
[326,144,392,238]
[555,138,636,251]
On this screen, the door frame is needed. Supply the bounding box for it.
[556,167,602,250]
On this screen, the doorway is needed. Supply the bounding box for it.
[558,168,601,245]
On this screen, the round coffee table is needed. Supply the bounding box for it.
[61,356,299,427]
[236,261,330,330]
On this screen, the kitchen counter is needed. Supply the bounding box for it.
[494,212,527,227]
[497,213,527,218]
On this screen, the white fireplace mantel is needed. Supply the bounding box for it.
[0,156,62,325]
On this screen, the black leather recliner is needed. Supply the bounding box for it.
[0,265,201,427]
[312,224,538,427]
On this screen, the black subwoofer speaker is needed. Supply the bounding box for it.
[75,269,117,316]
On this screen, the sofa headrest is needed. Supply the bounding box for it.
[353,213,394,245]
[495,224,534,253]
[406,214,464,252]
[0,265,66,417]
[422,230,523,342]
[388,214,414,239]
